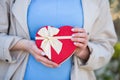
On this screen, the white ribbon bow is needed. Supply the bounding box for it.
[36,26,63,59]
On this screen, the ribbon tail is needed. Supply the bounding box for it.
[41,39,51,59]
[50,38,62,55]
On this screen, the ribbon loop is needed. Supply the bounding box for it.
[37,26,63,59]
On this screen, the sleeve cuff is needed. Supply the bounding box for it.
[75,42,113,71]
[0,36,23,63]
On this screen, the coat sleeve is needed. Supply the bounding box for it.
[0,0,23,63]
[75,0,118,70]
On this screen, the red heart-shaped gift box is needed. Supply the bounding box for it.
[35,25,76,64]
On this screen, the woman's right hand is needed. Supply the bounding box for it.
[11,39,59,68]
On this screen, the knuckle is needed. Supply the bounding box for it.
[81,39,85,42]
[83,29,86,32]
[77,38,80,42]
[79,44,84,48]
[84,34,87,37]
[77,33,81,36]
[78,33,82,37]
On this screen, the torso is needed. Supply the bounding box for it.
[24,0,83,80]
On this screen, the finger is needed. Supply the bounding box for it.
[72,33,87,38]
[31,49,59,68]
[30,44,45,56]
[74,42,87,49]
[71,38,87,44]
[71,28,85,33]
[28,40,59,68]
[29,44,59,68]
[35,55,59,68]
[40,61,57,68]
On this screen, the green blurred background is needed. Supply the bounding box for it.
[95,0,120,80]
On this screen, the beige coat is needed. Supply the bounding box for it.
[0,0,117,80]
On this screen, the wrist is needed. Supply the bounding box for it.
[77,47,90,63]
[11,39,29,51]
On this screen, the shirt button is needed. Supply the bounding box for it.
[87,32,89,35]
[5,59,9,62]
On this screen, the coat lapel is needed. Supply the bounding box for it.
[11,0,99,38]
[82,0,99,33]
[12,0,31,37]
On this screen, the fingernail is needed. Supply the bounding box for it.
[41,52,46,55]
[72,34,75,37]
[74,42,77,45]
[71,28,74,31]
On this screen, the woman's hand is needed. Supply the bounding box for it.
[11,39,59,68]
[71,28,90,61]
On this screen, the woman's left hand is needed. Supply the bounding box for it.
[71,27,90,61]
